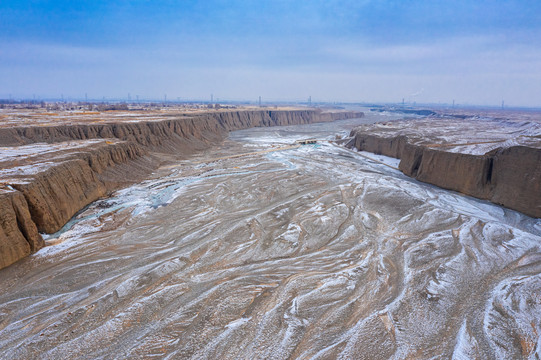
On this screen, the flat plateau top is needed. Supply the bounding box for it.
[0,106,353,188]
[0,139,126,185]
[356,108,541,155]
[0,106,318,128]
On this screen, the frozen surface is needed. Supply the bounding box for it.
[0,110,540,359]
[357,151,401,169]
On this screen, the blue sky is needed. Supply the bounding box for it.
[1,0,541,106]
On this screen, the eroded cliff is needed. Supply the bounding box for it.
[0,109,363,269]
[349,129,541,218]
[6,141,149,234]
[0,190,43,269]
[0,110,360,149]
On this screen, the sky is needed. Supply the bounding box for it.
[1,0,541,106]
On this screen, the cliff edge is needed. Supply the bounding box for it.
[349,116,541,218]
[0,109,363,269]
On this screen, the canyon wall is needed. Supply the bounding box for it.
[349,131,541,218]
[0,110,360,149]
[0,109,362,269]
[10,142,149,234]
[0,190,43,269]
[0,141,151,269]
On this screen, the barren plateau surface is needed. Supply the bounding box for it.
[0,109,540,359]
[352,109,541,154]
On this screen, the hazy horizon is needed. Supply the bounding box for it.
[2,1,540,107]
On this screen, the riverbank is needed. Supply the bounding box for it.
[348,110,541,218]
[0,108,363,269]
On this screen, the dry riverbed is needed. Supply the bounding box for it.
[0,113,540,359]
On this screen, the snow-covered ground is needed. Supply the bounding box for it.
[0,140,112,163]
[354,114,541,154]
[0,111,539,359]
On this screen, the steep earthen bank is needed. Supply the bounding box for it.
[349,131,541,218]
[0,190,43,269]
[0,110,360,149]
[0,141,152,268]
[8,141,149,234]
[0,109,362,269]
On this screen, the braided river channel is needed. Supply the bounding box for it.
[1,111,540,359]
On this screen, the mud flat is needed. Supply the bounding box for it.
[0,108,362,268]
[0,114,539,359]
[349,109,541,218]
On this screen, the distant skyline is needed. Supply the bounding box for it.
[1,1,541,107]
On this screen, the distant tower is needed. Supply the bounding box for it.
[85,93,88,102]
[128,93,131,101]
[164,94,167,104]
[402,98,405,106]
[259,96,261,107]
[501,100,504,109]
[452,99,455,108]
[309,96,312,106]
[211,94,213,103]
[136,95,139,103]
[61,93,64,102]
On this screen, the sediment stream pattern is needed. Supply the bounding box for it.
[1,117,540,359]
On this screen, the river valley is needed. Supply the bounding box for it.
[0,111,540,359]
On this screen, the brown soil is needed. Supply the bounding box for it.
[0,108,362,269]
[349,110,541,218]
